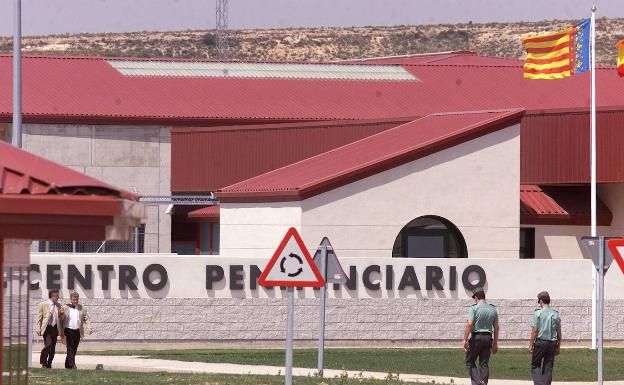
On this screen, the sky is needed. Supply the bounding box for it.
[0,0,623,37]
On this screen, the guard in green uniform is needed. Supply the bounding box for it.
[463,287,499,385]
[529,291,561,385]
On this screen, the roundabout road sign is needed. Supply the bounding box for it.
[258,227,325,288]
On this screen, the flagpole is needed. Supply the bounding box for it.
[590,4,598,351]
[12,0,22,148]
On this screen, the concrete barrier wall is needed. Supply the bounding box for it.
[19,253,624,342]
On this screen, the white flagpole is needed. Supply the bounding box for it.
[590,5,598,350]
[12,0,22,148]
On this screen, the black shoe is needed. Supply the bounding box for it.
[41,364,47,369]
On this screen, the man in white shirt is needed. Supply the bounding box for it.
[62,291,92,369]
[36,290,65,368]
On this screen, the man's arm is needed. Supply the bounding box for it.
[35,303,44,336]
[492,320,499,354]
[58,303,65,320]
[528,327,538,352]
[555,323,562,356]
[463,320,473,351]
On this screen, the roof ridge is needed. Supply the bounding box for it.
[335,51,476,62]
[404,61,617,70]
[0,53,409,67]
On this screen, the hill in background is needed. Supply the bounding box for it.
[1,18,624,66]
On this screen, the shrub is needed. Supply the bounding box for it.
[202,33,216,46]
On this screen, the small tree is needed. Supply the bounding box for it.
[202,33,216,46]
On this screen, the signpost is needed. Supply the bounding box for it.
[581,236,621,385]
[258,228,325,385]
[312,237,347,377]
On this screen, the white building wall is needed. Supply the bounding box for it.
[20,124,171,253]
[219,202,303,258]
[300,124,521,259]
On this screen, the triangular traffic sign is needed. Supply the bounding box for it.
[607,239,624,274]
[258,227,325,288]
[312,237,347,284]
[580,236,617,271]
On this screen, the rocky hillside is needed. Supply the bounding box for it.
[2,18,624,66]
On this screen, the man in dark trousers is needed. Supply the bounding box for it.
[529,291,561,385]
[36,289,65,368]
[463,287,499,385]
[62,291,92,369]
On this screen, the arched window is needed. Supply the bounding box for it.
[392,216,467,258]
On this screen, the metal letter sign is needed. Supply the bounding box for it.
[607,239,624,274]
[581,236,616,271]
[258,227,325,288]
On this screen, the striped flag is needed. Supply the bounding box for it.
[523,19,590,80]
[617,39,624,77]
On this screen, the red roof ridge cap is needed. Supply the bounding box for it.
[336,51,476,62]
[1,54,417,67]
[404,61,617,70]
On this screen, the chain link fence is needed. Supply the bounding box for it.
[31,225,145,253]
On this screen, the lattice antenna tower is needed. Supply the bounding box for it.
[216,0,229,59]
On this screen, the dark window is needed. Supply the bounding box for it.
[520,228,535,259]
[392,216,467,258]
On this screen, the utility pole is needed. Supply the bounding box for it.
[216,0,229,59]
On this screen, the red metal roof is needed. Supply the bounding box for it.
[187,205,220,219]
[2,55,624,125]
[172,118,410,192]
[520,185,612,226]
[0,55,428,124]
[217,109,525,202]
[0,142,143,240]
[0,140,137,200]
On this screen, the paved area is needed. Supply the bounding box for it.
[33,352,620,385]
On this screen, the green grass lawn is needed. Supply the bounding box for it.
[28,369,422,385]
[83,347,624,381]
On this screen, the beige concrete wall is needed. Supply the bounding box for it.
[21,124,171,252]
[300,124,521,259]
[528,183,624,260]
[25,254,624,341]
[219,202,302,258]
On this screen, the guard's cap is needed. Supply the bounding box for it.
[69,291,80,298]
[471,287,485,298]
[537,291,550,303]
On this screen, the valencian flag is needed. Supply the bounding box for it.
[617,39,624,77]
[523,19,590,79]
